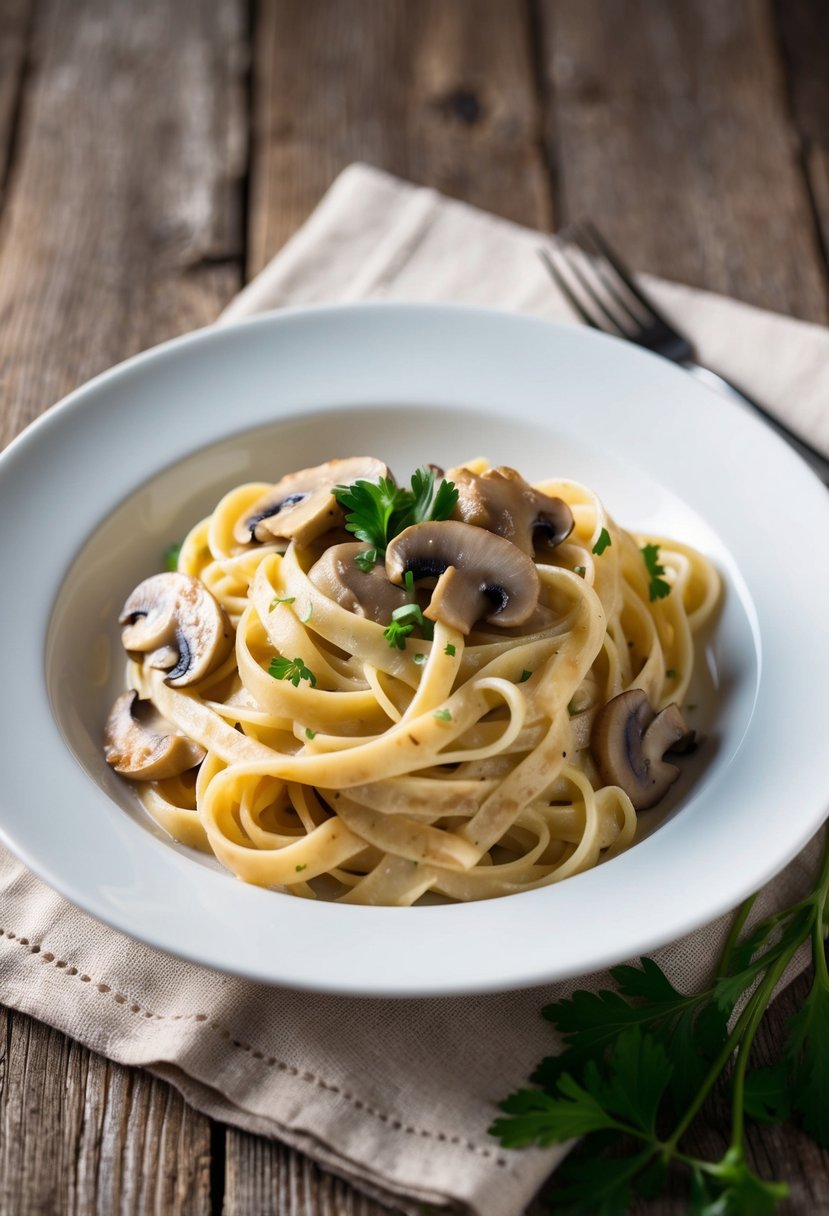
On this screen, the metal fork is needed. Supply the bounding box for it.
[540,222,829,483]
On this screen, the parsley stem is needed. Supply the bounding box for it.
[662,998,756,1155]
[717,893,758,977]
[811,825,829,913]
[728,946,794,1153]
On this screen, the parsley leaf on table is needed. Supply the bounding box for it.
[785,924,829,1146]
[491,827,829,1214]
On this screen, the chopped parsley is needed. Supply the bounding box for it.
[269,595,295,611]
[268,656,317,687]
[164,542,181,572]
[592,527,612,556]
[567,700,577,716]
[641,543,671,601]
[433,708,452,722]
[444,643,456,657]
[295,864,307,872]
[384,619,412,650]
[383,602,434,649]
[574,565,586,578]
[299,602,314,623]
[334,466,458,553]
[666,668,678,679]
[413,652,426,665]
[304,727,316,739]
[354,548,377,573]
[518,669,532,683]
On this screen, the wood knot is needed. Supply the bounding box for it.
[435,88,484,126]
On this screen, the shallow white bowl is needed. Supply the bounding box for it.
[1,303,827,996]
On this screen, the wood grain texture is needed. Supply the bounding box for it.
[538,0,829,322]
[0,0,31,212]
[0,0,247,449]
[775,0,829,267]
[0,1008,212,1215]
[248,0,551,276]
[224,1131,400,1216]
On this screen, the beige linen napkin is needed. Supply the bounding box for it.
[1,163,828,1216]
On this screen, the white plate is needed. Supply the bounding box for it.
[1,303,827,996]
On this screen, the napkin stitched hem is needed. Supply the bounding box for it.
[0,923,509,1167]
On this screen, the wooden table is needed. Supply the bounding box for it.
[1,1,828,1212]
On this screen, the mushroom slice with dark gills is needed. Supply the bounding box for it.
[233,456,389,548]
[450,466,574,556]
[104,691,206,781]
[591,688,696,811]
[385,520,540,634]
[309,542,409,624]
[119,572,233,687]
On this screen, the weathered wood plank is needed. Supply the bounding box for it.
[224,1130,400,1216]
[538,0,829,322]
[0,0,31,210]
[0,1008,213,1215]
[0,0,246,1209]
[0,0,248,449]
[775,0,829,269]
[248,0,551,277]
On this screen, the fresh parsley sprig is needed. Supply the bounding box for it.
[491,828,829,1214]
[334,466,458,554]
[641,542,671,601]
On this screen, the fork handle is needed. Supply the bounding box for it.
[683,361,829,486]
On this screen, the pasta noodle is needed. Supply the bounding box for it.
[105,457,720,906]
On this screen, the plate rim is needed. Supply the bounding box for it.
[2,300,828,996]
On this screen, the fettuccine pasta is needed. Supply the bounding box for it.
[104,457,720,905]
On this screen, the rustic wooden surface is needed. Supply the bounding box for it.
[0,1,828,1213]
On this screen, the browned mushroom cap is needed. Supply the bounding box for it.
[450,466,574,555]
[308,542,409,624]
[119,572,233,686]
[233,457,389,547]
[104,691,206,781]
[591,688,696,811]
[385,520,540,634]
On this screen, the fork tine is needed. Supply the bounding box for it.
[579,222,678,334]
[567,223,651,330]
[548,239,634,337]
[537,247,602,331]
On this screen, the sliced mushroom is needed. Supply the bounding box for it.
[119,572,233,686]
[590,688,696,811]
[309,542,409,624]
[233,456,389,548]
[104,690,206,781]
[450,466,574,555]
[385,520,540,634]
